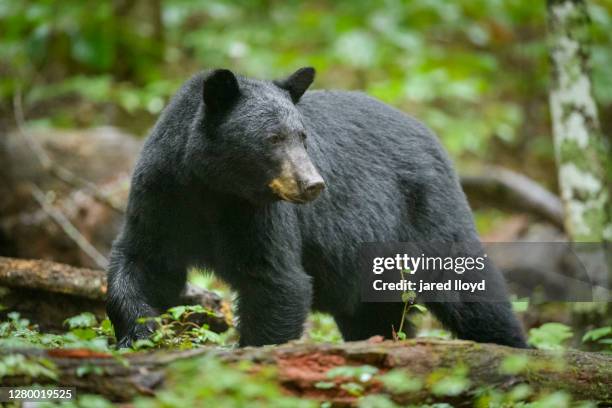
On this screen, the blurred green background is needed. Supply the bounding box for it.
[1,0,612,189]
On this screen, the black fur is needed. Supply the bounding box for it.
[106,68,527,348]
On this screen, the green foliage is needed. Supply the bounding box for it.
[379,369,423,393]
[528,322,574,350]
[326,365,379,382]
[64,312,98,329]
[0,354,57,380]
[499,354,530,375]
[0,312,112,350]
[3,0,612,175]
[134,305,231,350]
[0,305,229,352]
[133,356,316,408]
[306,312,342,343]
[416,328,452,340]
[428,364,471,397]
[582,326,612,353]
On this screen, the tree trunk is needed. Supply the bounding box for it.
[1,339,610,404]
[547,0,612,242]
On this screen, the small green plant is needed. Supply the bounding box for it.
[134,305,229,350]
[582,326,612,353]
[528,323,574,350]
[317,365,380,397]
[0,354,58,381]
[428,364,471,397]
[307,312,343,343]
[499,354,530,375]
[326,365,379,382]
[395,268,427,340]
[379,369,423,393]
[0,312,112,351]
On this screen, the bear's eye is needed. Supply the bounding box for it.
[299,132,307,149]
[267,134,286,145]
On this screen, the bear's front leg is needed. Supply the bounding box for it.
[235,272,312,347]
[107,246,187,348]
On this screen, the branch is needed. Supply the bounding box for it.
[460,166,564,228]
[12,88,124,214]
[29,184,109,270]
[1,339,610,404]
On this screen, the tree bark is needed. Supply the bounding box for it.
[547,0,612,242]
[1,339,610,404]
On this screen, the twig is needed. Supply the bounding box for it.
[12,88,125,213]
[29,183,109,269]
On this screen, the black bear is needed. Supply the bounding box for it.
[107,67,527,348]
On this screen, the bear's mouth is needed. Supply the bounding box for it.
[267,159,325,204]
[268,178,309,204]
[268,177,324,204]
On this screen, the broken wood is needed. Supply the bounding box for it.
[0,256,231,333]
[461,166,564,228]
[0,127,139,268]
[1,339,610,404]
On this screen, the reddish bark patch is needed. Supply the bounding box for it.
[276,351,385,403]
[366,335,385,344]
[277,352,347,384]
[47,348,113,358]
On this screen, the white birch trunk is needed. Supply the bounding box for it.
[547,0,611,243]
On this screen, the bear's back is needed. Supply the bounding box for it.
[297,90,456,188]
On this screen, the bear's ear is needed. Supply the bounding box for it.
[274,67,315,104]
[203,69,240,113]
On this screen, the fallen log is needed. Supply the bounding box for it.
[0,339,610,404]
[461,166,564,228]
[0,256,231,333]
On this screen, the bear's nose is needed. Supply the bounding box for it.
[303,180,325,200]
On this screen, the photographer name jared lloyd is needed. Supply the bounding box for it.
[371,254,488,294]
[372,278,486,294]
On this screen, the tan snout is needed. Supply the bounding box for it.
[269,160,325,204]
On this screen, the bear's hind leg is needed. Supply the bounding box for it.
[334,303,414,341]
[426,301,527,348]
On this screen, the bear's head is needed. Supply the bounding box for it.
[197,67,325,205]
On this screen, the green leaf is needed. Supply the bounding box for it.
[431,375,470,396]
[64,312,97,329]
[528,323,573,350]
[582,326,612,342]
[401,290,417,303]
[168,306,187,321]
[409,304,427,313]
[326,365,378,380]
[340,382,364,396]
[132,339,155,350]
[379,369,423,393]
[499,354,529,375]
[314,381,335,389]
[70,328,97,341]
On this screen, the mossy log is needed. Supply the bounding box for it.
[1,339,610,404]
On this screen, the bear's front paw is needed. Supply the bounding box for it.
[116,321,157,349]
